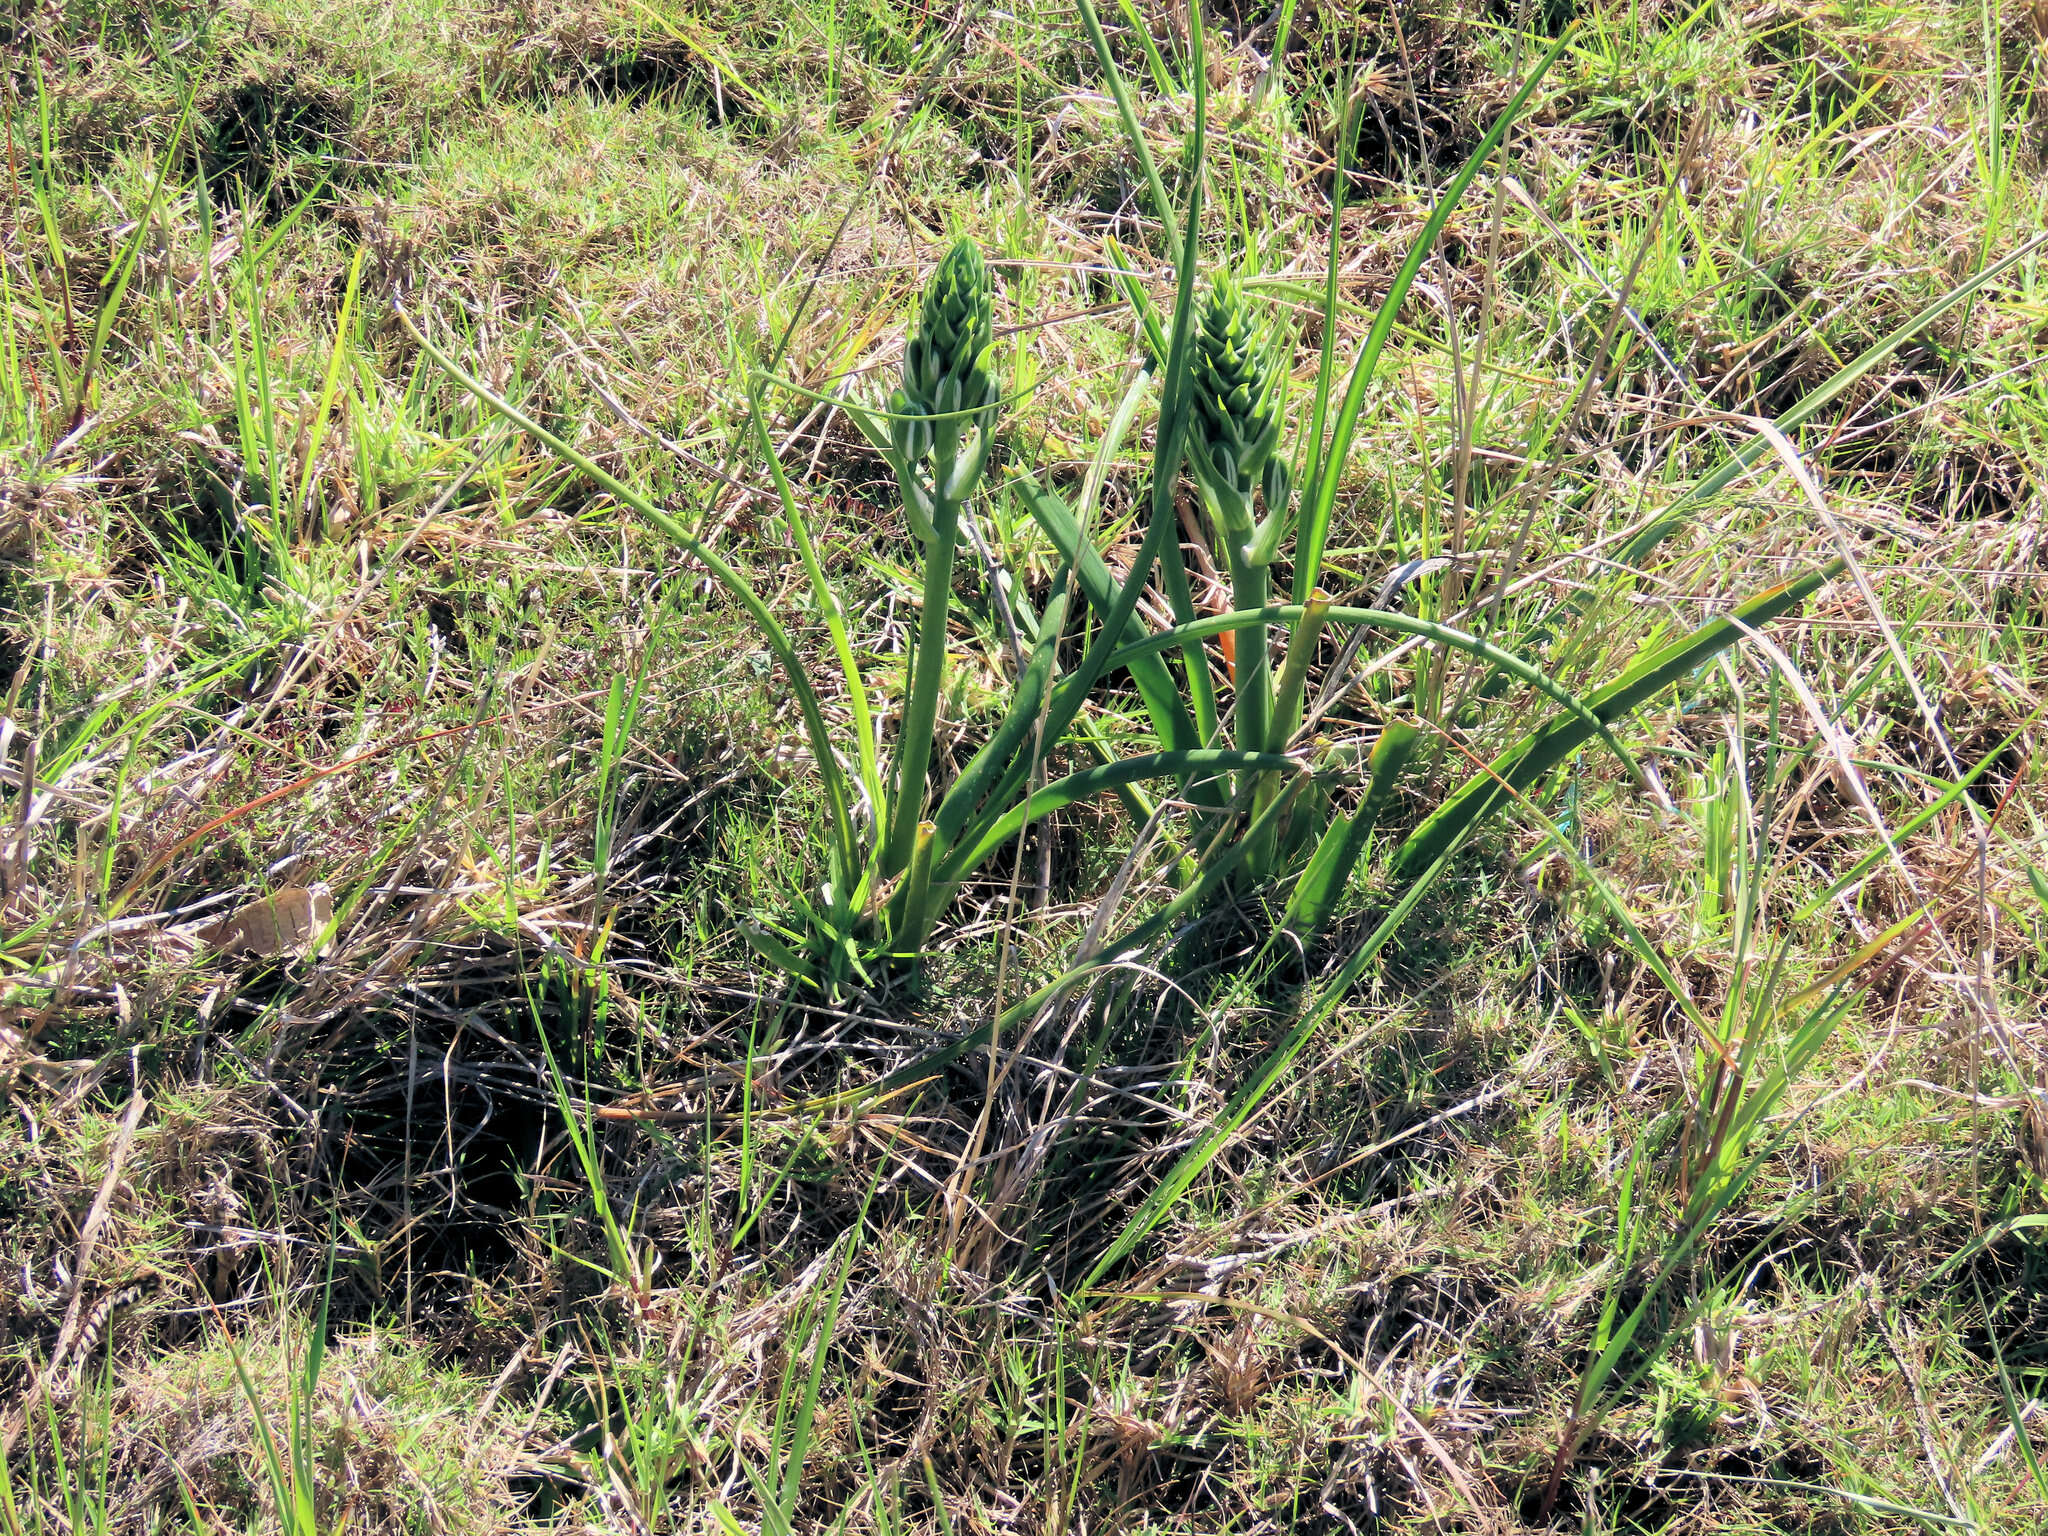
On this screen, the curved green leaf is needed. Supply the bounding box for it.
[1018,473,1201,754]
[1295,29,1574,598]
[1099,604,1641,785]
[1284,721,1420,934]
[1392,562,1839,880]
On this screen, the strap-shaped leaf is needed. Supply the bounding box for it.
[932,568,1074,848]
[1284,722,1420,934]
[1098,604,1641,785]
[1081,836,1463,1288]
[1018,8,1208,768]
[1294,30,1574,600]
[1391,562,1839,880]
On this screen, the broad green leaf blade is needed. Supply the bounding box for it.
[1284,721,1420,934]
[822,768,1314,1111]
[1020,473,1202,754]
[1102,249,1240,740]
[735,917,822,989]
[1099,604,1640,783]
[1391,563,1837,881]
[933,568,1072,848]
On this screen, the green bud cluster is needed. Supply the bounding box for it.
[891,238,998,467]
[1187,273,1284,521]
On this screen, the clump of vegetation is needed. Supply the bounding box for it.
[3,0,2048,1531]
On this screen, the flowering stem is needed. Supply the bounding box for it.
[886,479,960,880]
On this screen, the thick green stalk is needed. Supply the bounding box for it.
[880,236,996,890]
[1224,547,1270,774]
[1233,562,1283,874]
[887,485,960,877]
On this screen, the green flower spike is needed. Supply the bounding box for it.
[1187,272,1284,545]
[890,237,998,481]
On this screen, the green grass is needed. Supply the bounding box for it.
[4,0,2048,1530]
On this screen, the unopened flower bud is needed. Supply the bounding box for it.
[1188,273,1283,503]
[899,238,996,440]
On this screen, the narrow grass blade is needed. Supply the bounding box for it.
[398,305,862,886]
[1981,1280,2048,1501]
[748,389,884,828]
[1665,1473,1976,1529]
[1111,0,1182,96]
[1295,30,1572,598]
[1793,708,2040,920]
[1103,235,1169,363]
[1624,232,2048,560]
[533,1017,636,1285]
[73,86,202,431]
[1292,75,1357,601]
[298,246,365,527]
